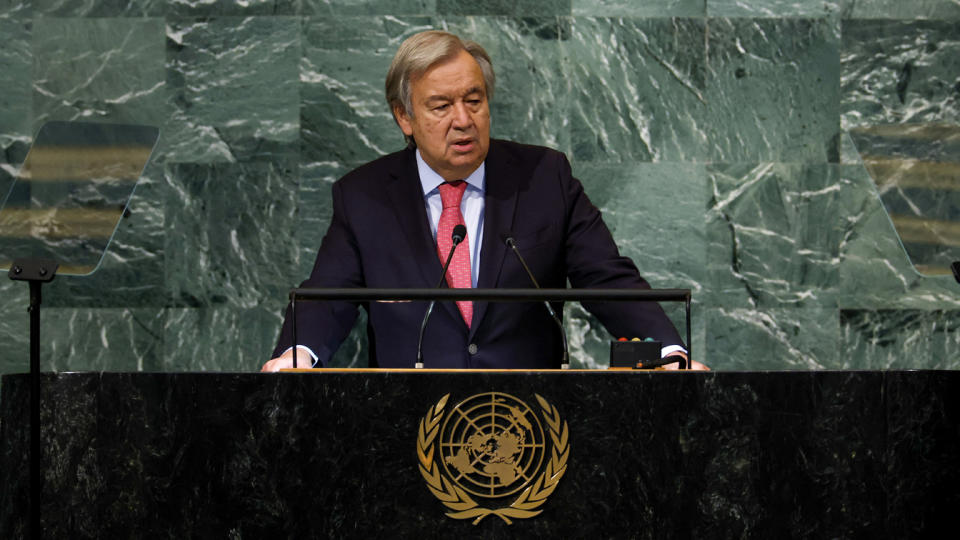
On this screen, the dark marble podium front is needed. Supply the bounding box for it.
[1,370,957,538]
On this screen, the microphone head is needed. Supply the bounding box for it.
[502,232,515,248]
[452,224,467,244]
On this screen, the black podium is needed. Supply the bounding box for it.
[1,370,958,538]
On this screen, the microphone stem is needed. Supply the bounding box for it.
[507,238,540,288]
[506,238,569,369]
[416,232,464,368]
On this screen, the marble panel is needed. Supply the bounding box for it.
[848,124,960,163]
[883,371,960,535]
[163,161,298,309]
[167,0,298,16]
[43,162,167,307]
[705,18,841,163]
[10,371,951,536]
[563,17,708,162]
[0,144,29,211]
[706,163,845,309]
[837,164,960,309]
[562,303,605,369]
[294,162,370,367]
[0,162,17,227]
[576,162,708,290]
[32,0,166,16]
[572,0,705,16]
[0,281,29,375]
[839,0,960,19]
[0,0,30,17]
[703,306,841,369]
[31,17,166,129]
[164,17,300,163]
[682,371,886,537]
[437,0,570,16]
[163,306,281,370]
[841,19,960,130]
[296,161,343,277]
[441,17,568,151]
[840,309,960,369]
[0,173,12,217]
[301,0,435,15]
[708,0,840,17]
[0,18,31,170]
[300,16,432,171]
[839,132,861,164]
[39,307,165,372]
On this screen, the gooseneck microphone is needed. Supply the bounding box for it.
[416,224,468,368]
[504,235,570,370]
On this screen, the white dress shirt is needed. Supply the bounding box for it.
[416,150,485,287]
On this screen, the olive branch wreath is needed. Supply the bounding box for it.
[416,393,569,525]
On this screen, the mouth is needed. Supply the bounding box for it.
[450,138,475,152]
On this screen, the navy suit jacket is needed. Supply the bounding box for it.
[273,139,683,368]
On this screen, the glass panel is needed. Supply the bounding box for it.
[0,121,159,276]
[848,124,960,277]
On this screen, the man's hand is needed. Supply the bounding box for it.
[662,353,709,371]
[260,347,315,372]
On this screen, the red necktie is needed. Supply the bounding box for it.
[436,181,473,327]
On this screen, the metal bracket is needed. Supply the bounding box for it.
[8,258,59,283]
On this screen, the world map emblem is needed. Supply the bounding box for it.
[416,392,569,525]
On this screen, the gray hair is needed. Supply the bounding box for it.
[385,30,495,147]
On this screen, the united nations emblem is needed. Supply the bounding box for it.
[416,392,569,525]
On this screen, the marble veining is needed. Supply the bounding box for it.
[1,371,957,536]
[708,0,840,17]
[839,0,960,19]
[841,19,960,130]
[573,0,706,17]
[0,3,959,373]
[564,17,708,162]
[705,17,841,163]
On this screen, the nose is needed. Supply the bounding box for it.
[451,101,472,129]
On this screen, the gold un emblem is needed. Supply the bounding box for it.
[416,392,570,525]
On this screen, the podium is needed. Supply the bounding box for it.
[1,370,957,537]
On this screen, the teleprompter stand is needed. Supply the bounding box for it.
[0,121,160,538]
[8,258,58,540]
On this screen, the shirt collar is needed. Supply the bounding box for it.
[416,149,485,197]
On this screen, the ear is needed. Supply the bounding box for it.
[393,105,414,137]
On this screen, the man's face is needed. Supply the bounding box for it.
[394,49,491,181]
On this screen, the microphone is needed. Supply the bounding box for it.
[503,235,570,370]
[416,224,467,368]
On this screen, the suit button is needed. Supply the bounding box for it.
[468,343,478,355]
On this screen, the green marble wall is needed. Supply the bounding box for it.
[0,0,957,373]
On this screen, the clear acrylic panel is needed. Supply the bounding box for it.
[848,124,960,277]
[0,121,159,276]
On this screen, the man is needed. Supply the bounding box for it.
[262,30,703,371]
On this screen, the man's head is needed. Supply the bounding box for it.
[385,31,495,181]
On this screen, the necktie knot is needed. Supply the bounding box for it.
[438,180,467,209]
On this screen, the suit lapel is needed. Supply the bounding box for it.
[470,141,520,338]
[388,142,522,335]
[386,149,443,289]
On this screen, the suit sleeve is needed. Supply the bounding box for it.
[557,152,685,348]
[271,180,364,365]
